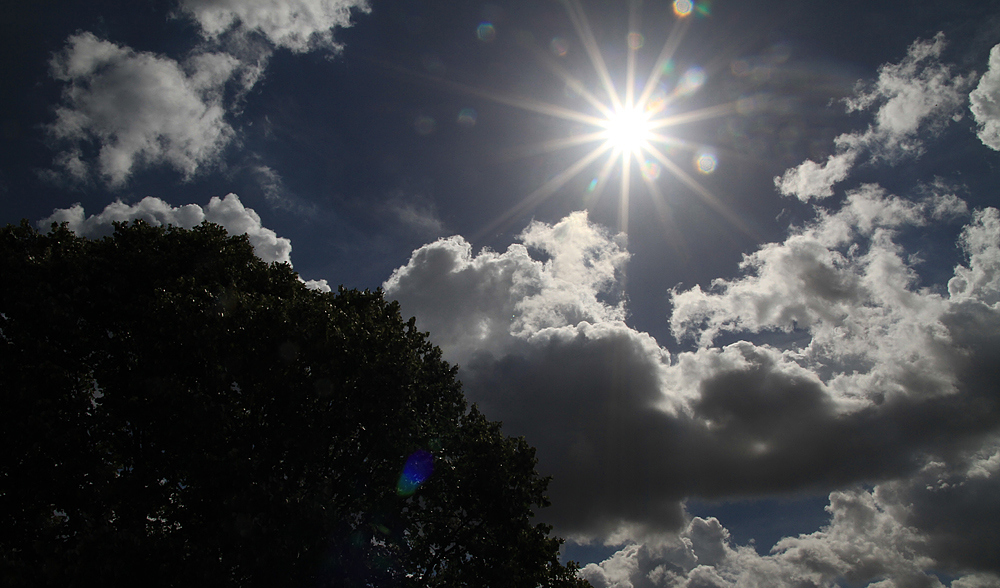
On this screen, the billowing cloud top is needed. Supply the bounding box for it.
[38,194,332,292]
[39,193,292,265]
[383,211,629,366]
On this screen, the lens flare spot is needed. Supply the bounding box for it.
[414,115,436,135]
[676,67,706,96]
[587,178,599,192]
[641,160,661,180]
[457,107,477,127]
[627,32,644,50]
[696,152,717,174]
[550,36,569,57]
[397,450,434,496]
[673,0,693,17]
[421,53,445,76]
[646,87,668,115]
[660,58,676,75]
[477,22,496,42]
[695,1,712,17]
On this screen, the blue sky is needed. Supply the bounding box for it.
[4,1,1000,586]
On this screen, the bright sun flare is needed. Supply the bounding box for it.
[452,0,747,239]
[602,106,654,153]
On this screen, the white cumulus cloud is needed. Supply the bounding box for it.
[386,189,1000,555]
[776,33,972,201]
[383,211,629,366]
[38,193,292,265]
[46,33,247,187]
[970,44,1000,150]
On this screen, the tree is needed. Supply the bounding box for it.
[0,220,591,588]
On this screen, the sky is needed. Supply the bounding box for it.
[3,0,1000,586]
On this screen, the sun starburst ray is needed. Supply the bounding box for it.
[635,17,692,111]
[648,102,738,130]
[473,142,614,240]
[618,149,632,233]
[561,0,623,112]
[625,0,640,110]
[497,130,613,162]
[530,45,615,119]
[582,149,622,210]
[645,144,756,239]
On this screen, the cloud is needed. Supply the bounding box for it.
[386,188,1000,547]
[385,197,447,239]
[383,210,628,366]
[385,200,1000,583]
[38,193,293,266]
[970,44,1000,151]
[776,33,972,201]
[380,31,1000,584]
[580,488,1000,588]
[45,33,249,187]
[178,0,371,53]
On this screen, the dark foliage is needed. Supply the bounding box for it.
[0,220,590,588]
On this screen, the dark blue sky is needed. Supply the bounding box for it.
[4,1,1000,585]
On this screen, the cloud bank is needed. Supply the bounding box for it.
[384,36,1000,587]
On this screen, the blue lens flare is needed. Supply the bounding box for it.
[397,450,434,496]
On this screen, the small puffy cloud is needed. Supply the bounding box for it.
[38,193,292,265]
[773,151,856,201]
[178,0,371,53]
[46,33,246,187]
[776,33,971,201]
[970,44,1000,150]
[302,278,332,292]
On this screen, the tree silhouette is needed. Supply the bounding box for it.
[0,220,590,588]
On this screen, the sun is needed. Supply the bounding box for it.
[443,0,747,239]
[602,105,654,153]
